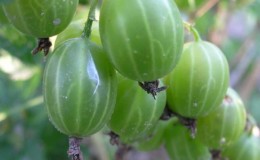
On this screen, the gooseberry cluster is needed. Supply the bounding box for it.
[2,0,259,160]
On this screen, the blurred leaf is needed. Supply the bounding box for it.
[175,0,206,12]
[195,10,215,39]
[0,52,43,112]
[79,0,89,5]
[220,39,242,62]
[40,120,68,160]
[0,24,41,64]
[0,0,14,4]
[249,0,260,17]
[248,90,260,125]
[0,5,9,24]
[19,137,46,160]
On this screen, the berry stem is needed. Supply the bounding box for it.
[82,0,99,38]
[210,149,223,160]
[183,21,201,42]
[67,137,83,160]
[138,80,167,99]
[107,131,132,160]
[31,38,52,56]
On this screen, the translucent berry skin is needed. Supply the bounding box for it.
[196,88,247,149]
[3,0,78,37]
[108,75,166,143]
[165,41,230,118]
[99,0,184,81]
[44,38,117,137]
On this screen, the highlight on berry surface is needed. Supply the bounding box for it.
[43,38,117,137]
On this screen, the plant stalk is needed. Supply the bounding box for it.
[183,22,201,42]
[82,0,99,38]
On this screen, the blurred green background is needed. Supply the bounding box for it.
[0,0,260,159]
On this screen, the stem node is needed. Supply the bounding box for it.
[183,22,201,42]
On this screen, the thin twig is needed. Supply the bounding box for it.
[230,45,257,88]
[189,0,219,21]
[238,59,260,101]
[195,0,219,18]
[230,22,259,87]
[229,38,254,69]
